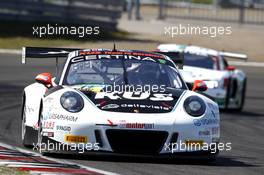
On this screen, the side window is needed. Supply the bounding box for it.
[167,67,183,89]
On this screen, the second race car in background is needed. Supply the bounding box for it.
[157,44,247,111]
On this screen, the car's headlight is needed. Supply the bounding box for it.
[60,91,84,113]
[184,96,206,117]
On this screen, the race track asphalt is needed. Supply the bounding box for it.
[0,53,263,175]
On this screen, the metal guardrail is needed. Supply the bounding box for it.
[0,0,123,31]
[156,0,264,25]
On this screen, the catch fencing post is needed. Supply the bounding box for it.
[158,0,165,20]
[239,0,245,24]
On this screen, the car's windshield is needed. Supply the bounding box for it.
[64,56,185,90]
[184,53,217,70]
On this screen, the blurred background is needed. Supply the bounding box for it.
[0,0,263,61]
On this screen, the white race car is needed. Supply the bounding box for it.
[21,47,220,160]
[157,44,247,111]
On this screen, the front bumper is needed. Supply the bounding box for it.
[41,94,220,157]
[40,123,220,157]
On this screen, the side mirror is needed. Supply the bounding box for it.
[35,73,53,88]
[226,65,235,71]
[192,80,207,92]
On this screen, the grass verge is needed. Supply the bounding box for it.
[0,20,133,49]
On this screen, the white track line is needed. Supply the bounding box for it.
[0,49,20,54]
[0,142,119,175]
[0,48,263,67]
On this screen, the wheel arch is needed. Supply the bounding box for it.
[23,83,47,128]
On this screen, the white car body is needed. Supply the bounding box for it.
[21,48,220,159]
[157,44,247,110]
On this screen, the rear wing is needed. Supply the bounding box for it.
[22,47,81,64]
[154,51,184,69]
[22,47,81,75]
[219,51,248,62]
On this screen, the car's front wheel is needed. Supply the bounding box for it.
[21,95,34,148]
[37,110,45,154]
[37,106,50,155]
[236,78,247,112]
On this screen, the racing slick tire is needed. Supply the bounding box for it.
[225,78,246,111]
[37,105,47,155]
[37,103,53,156]
[236,78,247,112]
[224,77,231,110]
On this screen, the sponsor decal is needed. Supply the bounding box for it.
[158,59,167,64]
[64,135,87,143]
[100,102,172,111]
[72,54,159,63]
[95,91,173,101]
[101,104,120,109]
[42,131,54,137]
[76,51,163,59]
[198,129,211,136]
[119,121,154,129]
[43,121,55,130]
[193,118,219,126]
[212,126,219,135]
[79,85,104,93]
[56,125,71,132]
[120,103,171,111]
[49,113,78,122]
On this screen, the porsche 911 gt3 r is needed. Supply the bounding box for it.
[157,44,247,111]
[21,47,220,160]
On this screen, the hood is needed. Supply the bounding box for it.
[72,84,185,113]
